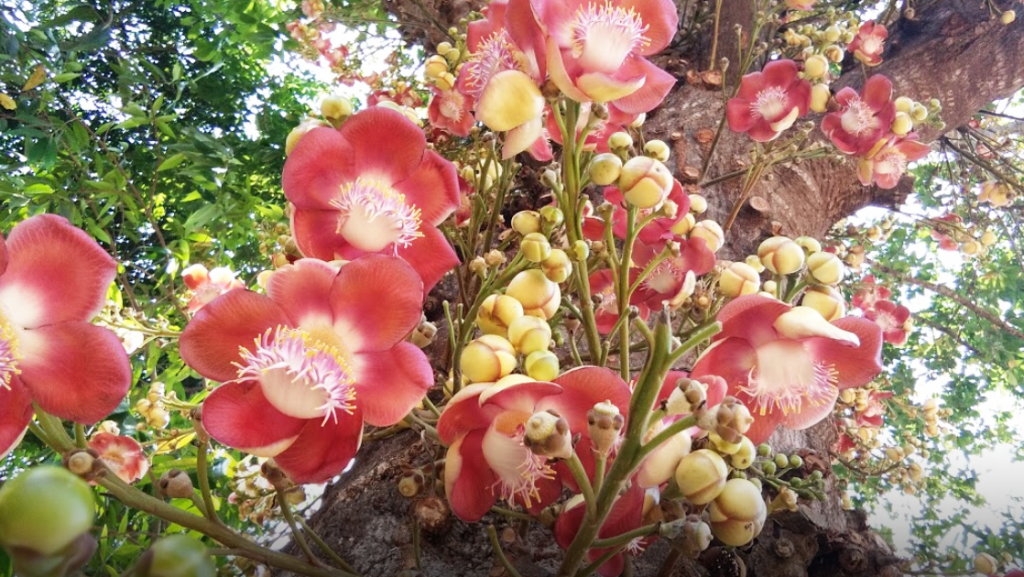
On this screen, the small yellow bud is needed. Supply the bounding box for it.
[539,205,564,227]
[1001,9,1015,24]
[691,220,725,252]
[507,269,561,320]
[511,210,543,235]
[436,41,452,54]
[461,335,517,383]
[541,248,573,283]
[803,54,828,79]
[961,239,982,256]
[607,131,633,150]
[709,479,767,547]
[810,83,831,113]
[823,25,841,42]
[981,230,997,246]
[285,119,328,156]
[618,156,673,209]
[729,437,757,470]
[671,213,696,236]
[321,95,353,121]
[521,232,552,263]
[435,72,456,91]
[719,262,761,298]
[477,294,525,337]
[758,237,806,275]
[643,139,670,161]
[911,102,929,122]
[588,401,624,455]
[425,55,449,79]
[761,280,778,297]
[688,194,708,214]
[674,449,728,505]
[825,45,844,63]
[806,251,845,284]
[891,111,913,136]
[801,286,846,321]
[571,240,590,261]
[589,153,623,185]
[507,315,552,355]
[973,553,998,575]
[744,255,766,273]
[894,96,914,114]
[524,350,560,381]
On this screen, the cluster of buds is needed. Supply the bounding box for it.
[979,181,1014,208]
[975,551,1021,576]
[921,398,943,438]
[464,286,558,383]
[93,298,149,355]
[424,39,466,93]
[135,382,175,430]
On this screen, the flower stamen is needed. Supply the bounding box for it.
[0,313,21,391]
[739,341,839,416]
[330,177,423,253]
[570,2,650,73]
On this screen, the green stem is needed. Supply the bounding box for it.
[296,516,360,575]
[666,321,722,366]
[617,205,639,380]
[278,490,321,565]
[565,451,597,519]
[591,523,660,549]
[487,525,524,577]
[636,415,699,462]
[575,542,629,577]
[195,435,222,524]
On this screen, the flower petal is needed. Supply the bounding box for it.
[282,127,356,210]
[806,316,883,389]
[481,380,562,413]
[330,255,424,353]
[394,225,460,293]
[780,385,840,431]
[0,214,116,329]
[577,70,645,105]
[290,207,347,261]
[690,338,757,396]
[715,295,790,346]
[338,107,427,184]
[445,430,499,522]
[351,343,433,427]
[0,233,7,277]
[202,380,305,457]
[626,0,678,53]
[0,376,32,458]
[273,405,364,485]
[545,366,632,432]
[727,97,757,134]
[18,321,131,423]
[738,395,785,444]
[861,75,893,110]
[266,259,339,329]
[438,384,501,444]
[180,290,290,382]
[610,57,676,115]
[393,150,460,226]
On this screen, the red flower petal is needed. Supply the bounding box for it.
[351,343,433,427]
[330,255,424,353]
[180,290,290,382]
[545,366,633,432]
[0,214,116,329]
[339,108,427,185]
[738,395,786,444]
[88,433,150,483]
[438,384,507,446]
[202,381,305,456]
[18,321,131,423]
[611,57,676,115]
[627,0,678,54]
[0,376,32,458]
[862,75,893,110]
[762,59,799,88]
[727,97,757,133]
[273,405,364,484]
[715,295,790,346]
[290,207,347,261]
[282,127,356,210]
[780,384,840,431]
[266,259,338,328]
[805,316,883,389]
[480,380,562,413]
[445,430,499,522]
[691,338,757,396]
[393,225,460,293]
[394,150,461,226]
[0,232,7,277]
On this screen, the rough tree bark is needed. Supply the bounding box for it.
[291,2,1024,576]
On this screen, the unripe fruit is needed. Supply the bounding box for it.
[142,535,216,577]
[891,111,913,136]
[607,131,633,150]
[524,350,560,381]
[541,249,573,283]
[758,237,806,275]
[806,251,845,284]
[691,220,725,252]
[804,54,828,79]
[521,232,552,263]
[477,294,525,337]
[708,479,767,546]
[506,269,561,320]
[507,315,552,355]
[643,140,670,161]
[675,449,729,505]
[810,83,831,113]
[0,466,95,555]
[589,153,623,185]
[618,156,673,209]
[461,335,517,382]
[511,210,543,235]
[719,262,761,298]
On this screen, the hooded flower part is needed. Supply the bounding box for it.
[0,215,132,459]
[822,75,896,155]
[438,367,632,522]
[179,256,433,484]
[283,107,461,291]
[690,295,883,444]
[727,59,811,143]
[89,433,149,484]
[532,0,678,113]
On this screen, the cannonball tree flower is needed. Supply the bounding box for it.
[181,264,245,314]
[850,274,891,313]
[427,87,474,137]
[589,269,649,335]
[555,482,646,577]
[821,75,896,155]
[857,135,931,190]
[88,433,149,484]
[179,256,433,484]
[438,367,632,521]
[532,0,678,114]
[864,299,911,346]
[690,295,883,444]
[630,237,716,310]
[726,59,812,142]
[282,107,461,292]
[0,214,132,458]
[847,22,887,67]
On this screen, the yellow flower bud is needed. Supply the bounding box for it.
[638,428,691,488]
[511,210,543,235]
[507,269,561,319]
[744,255,766,273]
[758,237,805,275]
[810,83,831,113]
[729,437,757,470]
[321,95,353,122]
[435,72,457,92]
[801,285,846,321]
[436,41,452,54]
[911,102,928,122]
[981,230,997,246]
[803,55,828,79]
[425,55,449,80]
[475,70,544,132]
[674,449,728,505]
[708,479,767,547]
[793,236,822,254]
[618,157,673,209]
[719,262,761,298]
[643,139,670,161]
[589,153,623,186]
[607,131,633,150]
[285,119,328,156]
[571,240,590,261]
[891,111,913,136]
[588,401,624,455]
[524,350,560,381]
[825,45,844,62]
[974,553,998,575]
[521,232,552,263]
[541,248,573,283]
[961,239,982,256]
[823,26,841,42]
[806,251,845,284]
[1002,9,1016,24]
[894,96,914,114]
[507,315,552,355]
[477,294,525,337]
[761,280,777,297]
[691,220,724,252]
[671,213,696,236]
[461,335,517,383]
[688,194,708,214]
[539,205,564,227]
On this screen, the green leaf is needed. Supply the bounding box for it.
[52,72,80,83]
[182,203,221,232]
[157,153,187,172]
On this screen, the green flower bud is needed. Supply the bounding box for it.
[0,466,95,556]
[141,535,216,577]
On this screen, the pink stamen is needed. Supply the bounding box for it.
[492,426,556,508]
[463,32,523,99]
[570,2,650,60]
[752,86,788,121]
[330,177,423,253]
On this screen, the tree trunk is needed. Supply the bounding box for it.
[293,2,1024,576]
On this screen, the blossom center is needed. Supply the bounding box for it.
[0,312,21,390]
[753,86,788,121]
[840,98,876,135]
[860,36,882,55]
[570,2,650,73]
[330,177,423,253]
[484,414,556,509]
[873,149,907,177]
[741,340,838,415]
[235,326,357,424]
[440,90,466,121]
[463,32,524,99]
[644,259,681,295]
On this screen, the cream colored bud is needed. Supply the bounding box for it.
[666,378,708,416]
[571,240,590,261]
[507,315,552,355]
[794,236,822,253]
[973,553,998,575]
[758,236,806,275]
[618,156,674,209]
[539,206,564,227]
[425,55,449,80]
[774,306,858,344]
[675,449,728,505]
[744,255,766,273]
[476,70,544,132]
[512,210,543,235]
[823,25,841,42]
[719,262,761,298]
[541,249,573,283]
[477,294,525,337]
[709,479,767,547]
[630,113,646,128]
[469,256,487,275]
[638,429,691,488]
[894,96,914,114]
[1002,9,1016,24]
[588,401,624,455]
[691,220,725,252]
[911,102,929,122]
[891,111,913,136]
[803,55,828,79]
[643,140,670,161]
[981,230,997,246]
[810,84,831,113]
[729,437,757,470]
[589,153,623,185]
[671,213,696,236]
[761,280,778,297]
[460,335,517,383]
[688,194,708,214]
[523,410,572,460]
[825,45,844,62]
[806,251,845,284]
[507,269,561,319]
[801,286,846,321]
[524,350,560,381]
[521,232,552,263]
[436,41,452,54]
[961,239,982,256]
[321,95,353,122]
[285,119,328,156]
[608,131,633,150]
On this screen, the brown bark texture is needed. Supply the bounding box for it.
[291,1,1024,576]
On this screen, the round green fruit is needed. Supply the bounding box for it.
[0,466,95,555]
[145,535,215,577]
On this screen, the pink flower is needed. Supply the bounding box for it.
[283,108,461,292]
[630,238,716,309]
[0,215,132,458]
[181,264,245,313]
[89,433,149,483]
[532,0,678,113]
[727,60,812,142]
[690,295,883,444]
[590,270,649,335]
[179,256,433,484]
[850,275,891,313]
[848,22,887,67]
[822,75,895,155]
[596,182,692,246]
[554,482,646,577]
[857,135,931,189]
[927,214,963,251]
[427,87,474,137]
[864,299,911,345]
[438,367,632,521]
